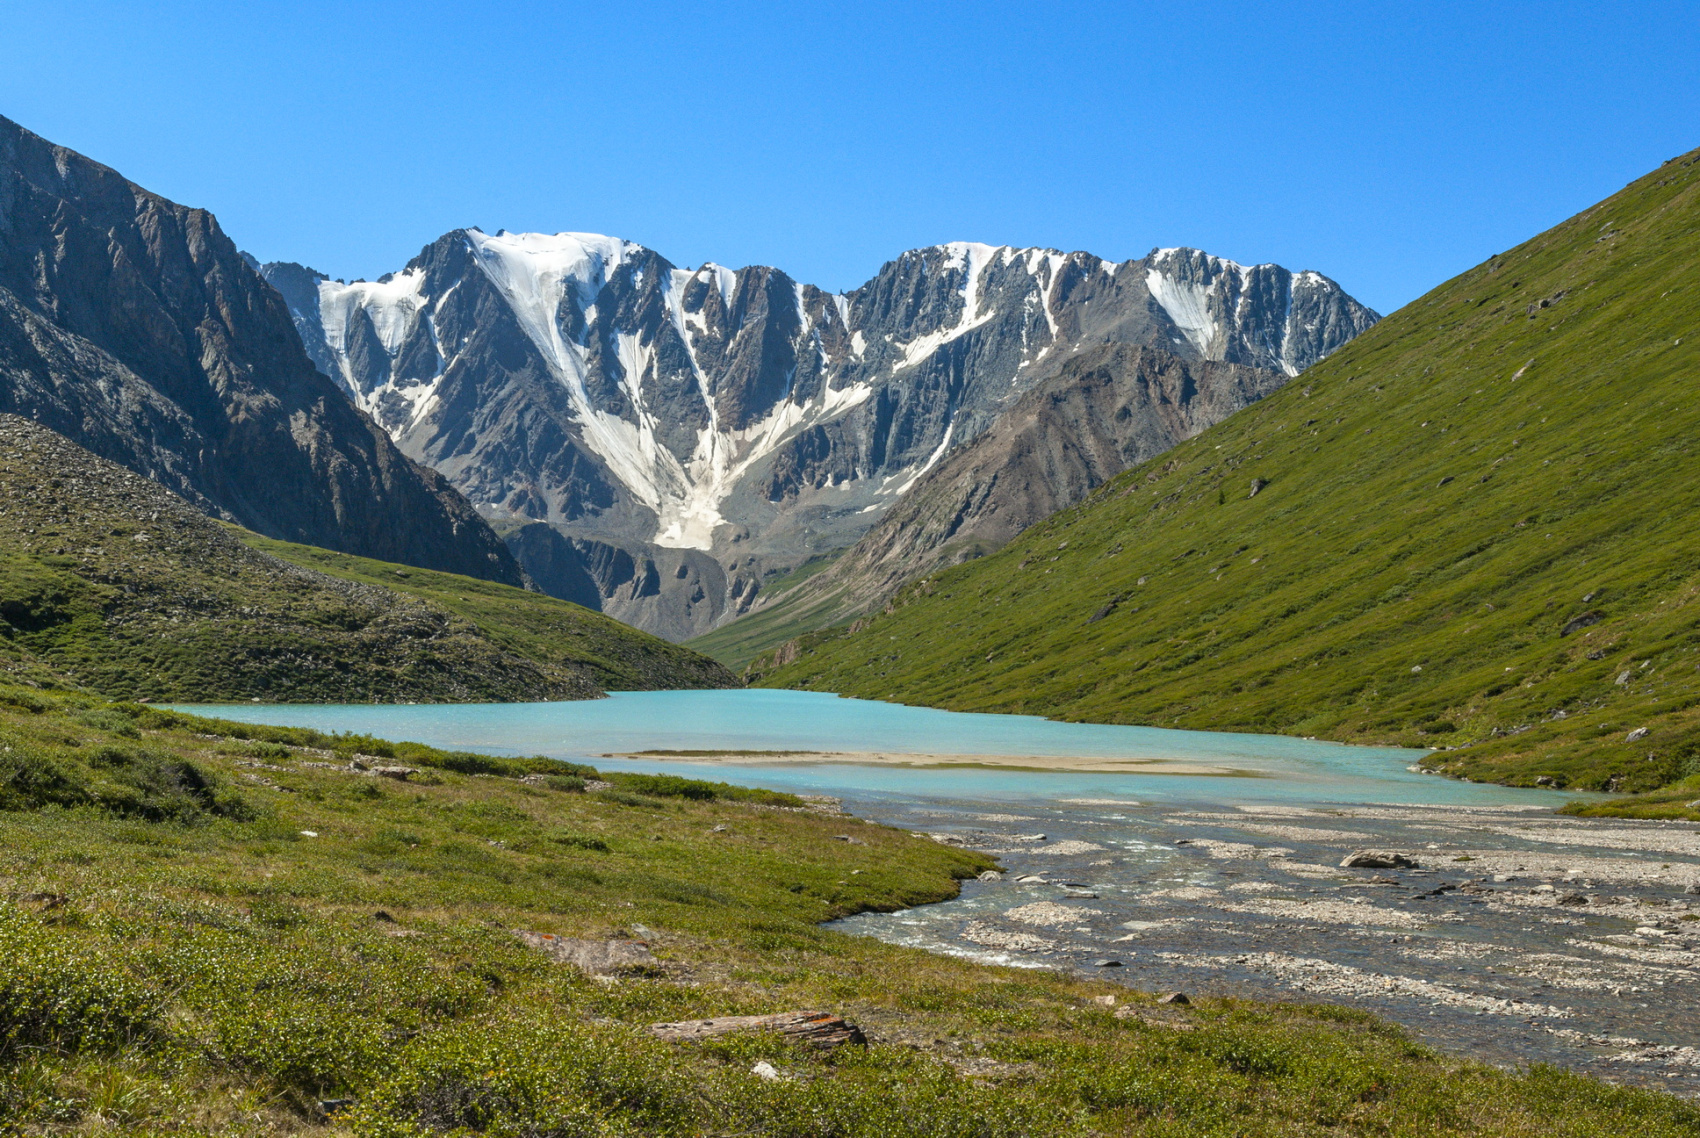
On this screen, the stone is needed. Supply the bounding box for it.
[514,932,659,975]
[1065,890,1101,900]
[372,766,419,781]
[1092,959,1123,967]
[977,870,1003,882]
[1535,776,1558,787]
[1092,994,1118,1007]
[1626,727,1650,743]
[1340,850,1417,869]
[1556,891,1589,906]
[649,1011,866,1049]
[751,1061,782,1081]
[1158,992,1191,1005]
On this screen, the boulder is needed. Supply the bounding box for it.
[1158,992,1190,1005]
[977,870,1003,882]
[1340,850,1417,869]
[514,931,659,975]
[649,1010,865,1048]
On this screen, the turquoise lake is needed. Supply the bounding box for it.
[171,689,1572,810]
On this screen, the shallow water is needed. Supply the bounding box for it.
[173,690,1699,1093]
[177,688,1552,809]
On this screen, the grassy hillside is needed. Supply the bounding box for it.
[243,535,738,693]
[0,414,736,703]
[756,148,1700,798]
[0,685,1694,1135]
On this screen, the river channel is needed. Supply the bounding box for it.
[176,690,1700,1094]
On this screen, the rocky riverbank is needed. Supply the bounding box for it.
[835,795,1700,1095]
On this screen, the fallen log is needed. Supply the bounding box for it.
[648,1010,866,1048]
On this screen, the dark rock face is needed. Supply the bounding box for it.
[0,115,523,585]
[265,232,1377,638]
[737,344,1290,644]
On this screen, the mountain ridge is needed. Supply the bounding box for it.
[261,231,1376,638]
[690,342,1287,667]
[0,114,525,586]
[751,146,1700,793]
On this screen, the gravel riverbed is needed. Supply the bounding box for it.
[833,795,1700,1094]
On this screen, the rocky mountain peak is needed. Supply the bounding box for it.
[261,228,1377,639]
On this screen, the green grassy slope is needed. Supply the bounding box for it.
[757,148,1700,797]
[0,414,736,702]
[1,685,1694,1135]
[243,535,739,693]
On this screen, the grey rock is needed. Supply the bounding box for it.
[1340,850,1417,869]
[1092,959,1123,968]
[976,870,1003,882]
[514,931,659,975]
[1626,727,1650,743]
[261,236,1374,639]
[1158,991,1191,1005]
[0,115,524,585]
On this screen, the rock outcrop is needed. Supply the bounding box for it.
[0,115,523,585]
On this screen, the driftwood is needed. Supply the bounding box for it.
[514,932,659,975]
[648,1010,866,1048]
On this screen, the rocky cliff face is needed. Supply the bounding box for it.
[0,116,524,585]
[748,343,1292,635]
[264,232,1377,638]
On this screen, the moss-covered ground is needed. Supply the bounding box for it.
[1,686,1697,1135]
[753,148,1700,806]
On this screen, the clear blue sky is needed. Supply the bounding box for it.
[2,1,1694,314]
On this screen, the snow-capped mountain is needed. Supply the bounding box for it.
[261,232,1376,638]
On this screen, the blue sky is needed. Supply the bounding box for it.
[2,1,1694,314]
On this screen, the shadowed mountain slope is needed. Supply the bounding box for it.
[754,148,1700,793]
[0,115,523,584]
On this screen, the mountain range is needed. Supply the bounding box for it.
[752,146,1700,795]
[261,233,1377,639]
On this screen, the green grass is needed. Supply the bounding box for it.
[755,148,1700,801]
[1,686,1694,1135]
[0,413,735,703]
[242,534,739,693]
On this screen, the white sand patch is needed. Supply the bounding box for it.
[1175,839,1293,860]
[1025,840,1107,856]
[1213,898,1429,927]
[1490,826,1700,857]
[1236,824,1375,843]
[962,922,1055,952]
[1141,886,1221,901]
[1157,951,1571,1018]
[1005,901,1103,926]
